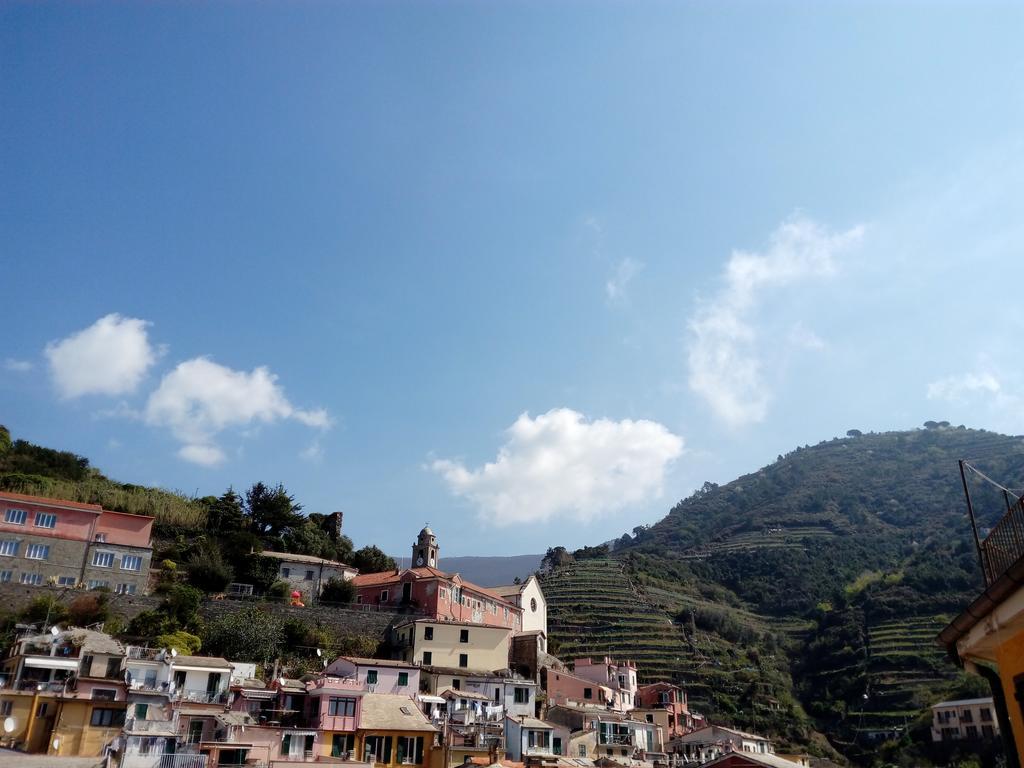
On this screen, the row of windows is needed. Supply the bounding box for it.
[3,508,57,528]
[419,651,470,667]
[0,542,142,571]
[281,567,317,580]
[0,570,135,592]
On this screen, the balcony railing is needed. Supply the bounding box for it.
[176,689,228,704]
[599,735,634,746]
[981,496,1024,585]
[125,718,179,734]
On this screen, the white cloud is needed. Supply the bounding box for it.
[45,314,157,398]
[927,372,1001,402]
[430,407,683,526]
[687,215,864,427]
[606,258,642,303]
[4,358,33,372]
[178,443,226,467]
[145,357,330,465]
[300,439,324,463]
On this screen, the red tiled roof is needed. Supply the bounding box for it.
[0,490,104,513]
[353,567,520,608]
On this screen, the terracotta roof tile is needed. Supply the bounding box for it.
[0,491,104,513]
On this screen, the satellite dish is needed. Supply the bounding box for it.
[278,677,286,687]
[50,626,60,637]
[170,648,178,658]
[52,738,60,750]
[322,659,328,668]
[3,716,16,734]
[316,648,322,658]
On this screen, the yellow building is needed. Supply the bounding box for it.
[395,618,511,673]
[940,491,1024,766]
[0,627,127,757]
[354,693,439,768]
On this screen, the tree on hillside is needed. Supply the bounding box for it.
[244,482,304,542]
[283,518,354,563]
[203,606,284,663]
[541,546,573,571]
[207,488,246,534]
[351,545,396,574]
[846,429,863,437]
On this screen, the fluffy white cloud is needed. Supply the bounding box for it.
[606,258,642,302]
[687,216,864,427]
[3,358,33,372]
[145,357,330,466]
[430,408,683,525]
[45,314,157,398]
[927,372,1001,402]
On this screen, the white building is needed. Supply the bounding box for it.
[505,715,570,759]
[259,550,358,599]
[931,697,1000,742]
[491,575,548,641]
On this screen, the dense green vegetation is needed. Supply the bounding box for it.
[544,426,1022,765]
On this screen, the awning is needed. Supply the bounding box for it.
[172,664,230,673]
[24,657,79,670]
[239,689,277,700]
[417,696,445,704]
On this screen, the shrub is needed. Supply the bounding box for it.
[186,548,234,592]
[156,630,202,655]
[321,577,355,604]
[67,593,111,627]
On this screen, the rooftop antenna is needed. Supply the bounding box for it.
[170,648,178,658]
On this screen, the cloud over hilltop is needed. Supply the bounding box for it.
[431,407,683,526]
[687,215,864,427]
[45,313,158,398]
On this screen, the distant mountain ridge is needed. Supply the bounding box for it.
[389,554,543,586]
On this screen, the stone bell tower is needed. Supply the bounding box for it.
[412,526,439,568]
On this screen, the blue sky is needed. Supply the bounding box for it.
[4,2,1024,556]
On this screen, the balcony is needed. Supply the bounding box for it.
[599,735,634,746]
[980,496,1024,585]
[125,718,179,735]
[127,647,166,661]
[176,689,228,704]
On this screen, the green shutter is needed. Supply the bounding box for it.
[383,736,393,763]
[415,736,424,764]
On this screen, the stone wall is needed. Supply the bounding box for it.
[0,582,406,642]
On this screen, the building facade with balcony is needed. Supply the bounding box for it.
[504,715,569,761]
[545,703,661,761]
[930,697,1000,742]
[0,627,128,757]
[354,693,439,768]
[635,681,693,739]
[0,491,153,594]
[570,658,637,713]
[940,477,1024,765]
[325,656,420,695]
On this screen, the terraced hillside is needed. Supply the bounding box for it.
[541,558,687,681]
[540,557,813,746]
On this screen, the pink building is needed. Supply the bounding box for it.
[353,567,522,630]
[571,658,637,712]
[325,656,420,695]
[544,668,615,710]
[636,682,693,738]
[0,491,154,593]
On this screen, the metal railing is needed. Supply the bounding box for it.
[981,495,1024,585]
[175,688,228,704]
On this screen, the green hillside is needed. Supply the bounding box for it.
[543,426,1021,764]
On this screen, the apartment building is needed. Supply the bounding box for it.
[393,618,512,673]
[325,656,420,695]
[545,703,661,760]
[930,698,1000,742]
[570,657,638,713]
[635,681,694,738]
[0,627,128,757]
[0,491,153,594]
